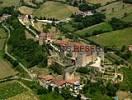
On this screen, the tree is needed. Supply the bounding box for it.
[106,82,119,96]
[76,67,90,74]
[79,3,95,11]
[61,88,72,99]
[37,86,48,95]
[7,17,46,68]
[123,0,132,4]
[48,85,52,92]
[109,18,129,30]
[54,87,59,93]
[76,94,81,100]
[50,63,63,75]
[121,45,126,52]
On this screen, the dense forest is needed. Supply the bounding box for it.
[6,16,47,68]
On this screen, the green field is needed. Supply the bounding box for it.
[0,0,20,8]
[123,13,132,23]
[0,39,6,50]
[0,27,17,79]
[39,92,64,100]
[0,81,26,99]
[18,6,34,15]
[88,92,112,100]
[88,27,132,49]
[0,59,17,79]
[0,28,7,50]
[75,22,113,37]
[97,1,132,19]
[33,1,80,19]
[0,28,7,38]
[8,91,38,100]
[127,56,132,64]
[86,0,116,5]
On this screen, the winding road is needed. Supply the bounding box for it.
[2,23,33,79]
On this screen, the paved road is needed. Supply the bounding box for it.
[18,18,39,38]
[37,18,71,24]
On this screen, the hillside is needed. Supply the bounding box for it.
[88,27,132,49]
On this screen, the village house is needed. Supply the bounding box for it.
[39,32,55,45]
[76,11,94,17]
[38,75,54,89]
[38,73,82,94]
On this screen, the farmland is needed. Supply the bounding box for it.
[88,27,132,49]
[0,0,20,8]
[97,1,132,19]
[86,0,116,5]
[0,27,17,79]
[33,1,80,19]
[39,92,64,100]
[123,13,132,23]
[0,60,17,79]
[127,56,132,64]
[0,28,7,50]
[8,91,38,100]
[0,81,26,99]
[75,22,113,37]
[18,6,34,15]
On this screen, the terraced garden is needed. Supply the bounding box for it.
[0,81,26,99]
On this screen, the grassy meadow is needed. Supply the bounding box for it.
[75,22,113,37]
[123,13,132,23]
[0,27,17,79]
[0,59,17,79]
[0,28,7,50]
[0,0,20,8]
[86,0,116,5]
[33,1,80,19]
[8,91,38,100]
[18,6,34,15]
[0,81,26,99]
[88,27,132,49]
[97,1,132,19]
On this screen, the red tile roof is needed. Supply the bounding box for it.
[38,74,80,86]
[38,75,54,81]
[53,80,66,86]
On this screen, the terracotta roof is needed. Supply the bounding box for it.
[38,74,80,86]
[53,80,66,86]
[54,40,70,46]
[55,40,95,48]
[38,75,54,81]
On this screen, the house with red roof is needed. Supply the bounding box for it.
[38,74,82,94]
